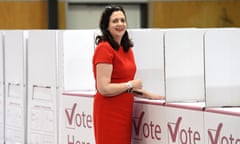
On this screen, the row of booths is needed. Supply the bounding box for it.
[0,28,240,144]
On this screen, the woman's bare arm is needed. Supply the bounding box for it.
[96,63,142,96]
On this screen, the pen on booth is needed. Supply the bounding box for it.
[128,89,143,95]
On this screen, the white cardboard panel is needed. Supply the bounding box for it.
[0,31,4,144]
[129,29,165,96]
[63,30,95,91]
[58,93,239,144]
[204,108,240,144]
[28,30,57,86]
[59,92,95,144]
[163,105,205,144]
[132,101,166,143]
[165,28,205,102]
[205,28,240,107]
[27,30,58,144]
[4,30,27,144]
[132,100,205,144]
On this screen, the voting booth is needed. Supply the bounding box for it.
[59,30,96,144]
[132,98,165,143]
[0,31,4,144]
[4,31,27,144]
[60,92,95,144]
[27,30,59,144]
[163,102,205,144]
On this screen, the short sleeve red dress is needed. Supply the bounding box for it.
[92,41,136,144]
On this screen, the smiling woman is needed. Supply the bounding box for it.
[92,5,140,144]
[92,5,164,144]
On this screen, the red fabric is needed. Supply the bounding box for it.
[92,42,136,144]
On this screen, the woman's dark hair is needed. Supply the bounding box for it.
[95,5,133,52]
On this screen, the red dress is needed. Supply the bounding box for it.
[92,41,136,144]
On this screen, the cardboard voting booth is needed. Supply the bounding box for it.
[27,30,59,144]
[0,31,4,144]
[59,30,96,144]
[4,31,27,144]
[204,28,240,107]
[163,102,205,144]
[60,92,95,144]
[132,98,165,143]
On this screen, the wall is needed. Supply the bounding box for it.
[0,1,48,29]
[66,4,141,29]
[0,0,66,29]
[0,1,240,30]
[58,0,67,29]
[151,1,240,28]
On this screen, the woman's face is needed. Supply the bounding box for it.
[108,10,127,44]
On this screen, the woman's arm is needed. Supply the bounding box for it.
[96,63,142,96]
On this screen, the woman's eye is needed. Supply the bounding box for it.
[112,18,125,23]
[121,19,126,23]
[112,19,118,23]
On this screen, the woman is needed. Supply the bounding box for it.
[92,5,164,144]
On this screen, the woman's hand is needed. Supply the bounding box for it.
[145,92,165,100]
[132,88,165,100]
